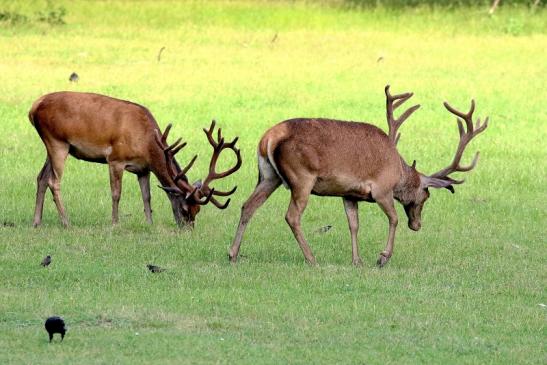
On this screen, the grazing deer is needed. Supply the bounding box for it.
[229,85,488,266]
[29,91,241,228]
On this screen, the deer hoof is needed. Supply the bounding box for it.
[352,258,363,266]
[376,252,391,268]
[228,253,237,263]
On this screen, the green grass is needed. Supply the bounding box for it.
[0,1,546,364]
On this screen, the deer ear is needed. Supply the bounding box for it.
[420,176,456,193]
[193,180,203,189]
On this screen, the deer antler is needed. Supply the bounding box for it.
[198,120,242,209]
[154,124,197,193]
[385,85,421,145]
[428,100,488,183]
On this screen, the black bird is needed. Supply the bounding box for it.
[45,316,66,342]
[147,264,165,273]
[315,225,333,234]
[69,72,79,83]
[41,255,51,267]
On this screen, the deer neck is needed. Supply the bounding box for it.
[149,149,183,189]
[393,158,421,204]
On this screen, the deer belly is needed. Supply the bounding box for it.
[68,142,109,163]
[312,176,373,200]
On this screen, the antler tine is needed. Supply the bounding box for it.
[224,136,239,148]
[170,142,186,156]
[192,188,215,205]
[444,100,475,131]
[175,155,198,182]
[165,138,185,154]
[161,123,173,144]
[211,185,237,196]
[385,85,414,108]
[457,151,480,172]
[203,120,218,147]
[429,100,488,180]
[210,197,231,209]
[385,85,420,145]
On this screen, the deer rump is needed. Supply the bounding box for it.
[259,118,401,202]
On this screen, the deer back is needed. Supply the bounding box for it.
[259,118,403,195]
[29,91,161,165]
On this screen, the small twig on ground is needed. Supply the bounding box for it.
[157,46,165,62]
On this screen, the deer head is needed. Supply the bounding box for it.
[387,85,488,231]
[155,121,242,227]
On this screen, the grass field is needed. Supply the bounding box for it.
[0,1,546,364]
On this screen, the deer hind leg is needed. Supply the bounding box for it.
[138,172,152,224]
[229,156,281,262]
[343,198,362,266]
[284,177,316,265]
[108,163,125,225]
[33,158,52,227]
[374,192,398,267]
[46,143,70,227]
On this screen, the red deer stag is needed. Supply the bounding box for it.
[29,92,241,228]
[229,85,488,266]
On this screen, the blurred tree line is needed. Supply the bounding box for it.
[343,0,542,7]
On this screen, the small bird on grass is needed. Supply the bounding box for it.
[69,72,79,83]
[315,225,333,234]
[147,264,165,273]
[41,255,51,267]
[45,316,66,342]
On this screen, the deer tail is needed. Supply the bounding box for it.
[265,138,288,188]
[28,96,46,127]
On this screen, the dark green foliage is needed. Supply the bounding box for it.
[0,10,28,25]
[35,2,66,26]
[0,1,66,27]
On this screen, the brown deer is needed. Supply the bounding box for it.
[28,91,241,228]
[229,85,488,266]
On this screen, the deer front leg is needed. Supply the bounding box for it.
[138,172,153,224]
[343,198,362,266]
[33,158,51,227]
[108,163,125,225]
[375,193,398,267]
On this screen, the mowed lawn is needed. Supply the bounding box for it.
[0,1,545,364]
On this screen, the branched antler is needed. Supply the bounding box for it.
[154,123,196,193]
[198,120,242,209]
[385,85,421,145]
[428,100,488,183]
[155,121,242,210]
